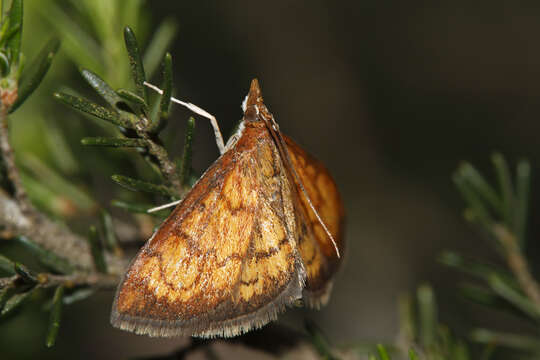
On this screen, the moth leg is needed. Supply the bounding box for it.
[147,199,182,213]
[144,81,225,154]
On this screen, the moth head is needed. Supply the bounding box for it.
[243,79,272,124]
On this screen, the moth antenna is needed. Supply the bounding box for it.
[147,199,182,213]
[264,116,341,258]
[144,81,225,154]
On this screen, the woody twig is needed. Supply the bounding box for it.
[0,188,127,276]
[0,107,32,214]
[0,272,119,291]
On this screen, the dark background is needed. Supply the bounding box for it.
[3,1,540,358]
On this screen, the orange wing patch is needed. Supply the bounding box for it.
[284,135,345,308]
[111,79,345,338]
[111,124,306,338]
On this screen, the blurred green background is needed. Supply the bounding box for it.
[2,0,540,358]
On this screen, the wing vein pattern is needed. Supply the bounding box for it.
[112,125,306,337]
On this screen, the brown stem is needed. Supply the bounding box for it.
[135,120,182,194]
[0,108,32,213]
[0,272,119,290]
[493,224,540,306]
[0,275,16,288]
[38,272,120,289]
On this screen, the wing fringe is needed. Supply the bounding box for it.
[110,257,306,338]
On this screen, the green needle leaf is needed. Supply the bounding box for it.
[81,69,124,109]
[116,88,146,109]
[1,289,34,317]
[146,52,173,134]
[143,18,178,78]
[453,172,493,226]
[492,153,515,228]
[54,92,131,128]
[112,174,175,197]
[457,283,529,321]
[62,288,94,306]
[42,288,95,311]
[87,226,107,274]
[20,154,97,214]
[5,0,22,65]
[10,38,60,113]
[376,344,390,360]
[452,340,470,360]
[0,23,20,49]
[515,159,531,247]
[488,274,540,319]
[45,285,64,348]
[14,262,37,284]
[304,319,337,360]
[458,283,500,307]
[0,20,10,47]
[417,284,436,348]
[124,26,147,104]
[81,137,147,148]
[457,162,503,215]
[438,250,516,286]
[179,117,195,187]
[99,210,119,254]
[159,52,172,119]
[398,294,416,344]
[0,253,15,275]
[0,286,17,311]
[0,52,9,76]
[35,1,102,74]
[408,349,419,360]
[14,236,74,274]
[471,328,540,351]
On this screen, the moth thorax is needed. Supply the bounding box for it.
[244,105,262,123]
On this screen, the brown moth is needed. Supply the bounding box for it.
[110,79,345,338]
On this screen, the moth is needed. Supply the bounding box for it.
[111,79,345,338]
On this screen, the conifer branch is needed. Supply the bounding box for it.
[0,190,127,275]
